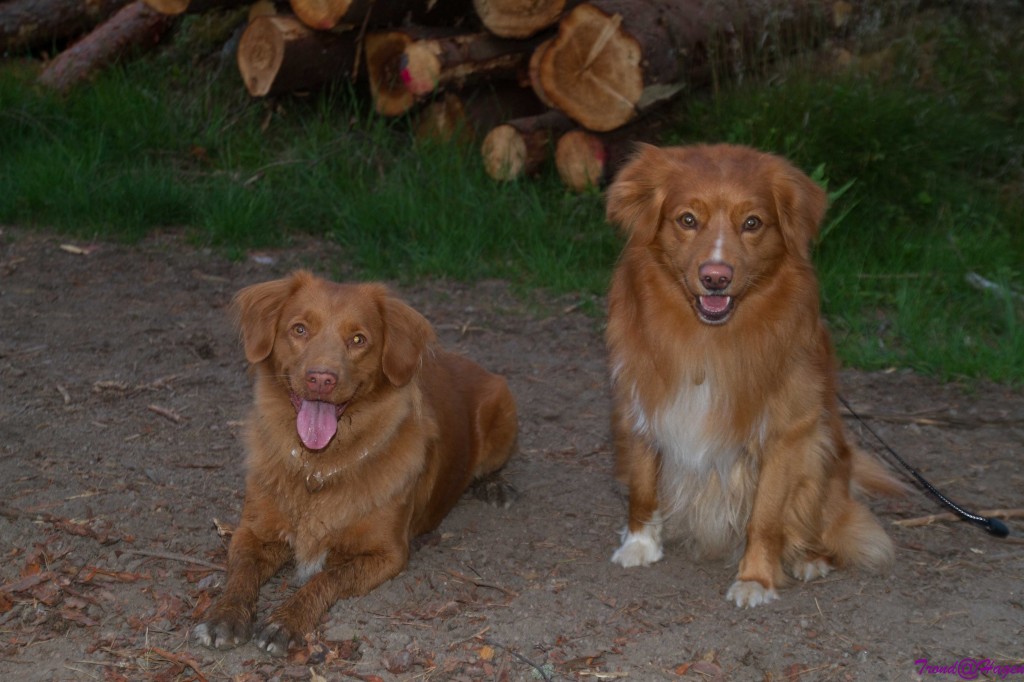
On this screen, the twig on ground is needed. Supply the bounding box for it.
[147,647,209,682]
[123,549,224,572]
[449,625,492,650]
[843,411,1024,429]
[483,637,553,681]
[446,569,519,598]
[966,272,1024,303]
[147,404,185,424]
[893,509,1024,528]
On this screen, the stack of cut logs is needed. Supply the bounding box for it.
[16,0,837,190]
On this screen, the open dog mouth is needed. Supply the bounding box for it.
[290,393,349,451]
[696,295,735,325]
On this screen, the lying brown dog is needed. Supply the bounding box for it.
[194,271,518,655]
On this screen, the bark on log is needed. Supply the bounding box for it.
[401,32,539,96]
[367,27,537,117]
[289,0,472,32]
[142,0,248,16]
[481,109,573,181]
[538,0,827,131]
[414,84,545,142]
[37,1,171,92]
[237,14,359,96]
[472,0,583,38]
[366,27,452,117]
[1,0,129,55]
[249,1,285,20]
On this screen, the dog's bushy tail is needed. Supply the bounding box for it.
[823,499,896,572]
[850,448,909,498]
[819,448,905,572]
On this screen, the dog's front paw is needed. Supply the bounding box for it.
[611,528,663,568]
[726,580,779,608]
[193,615,252,650]
[254,620,297,657]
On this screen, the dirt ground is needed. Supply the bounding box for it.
[1,226,1022,682]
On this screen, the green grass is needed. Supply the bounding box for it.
[1,6,1021,382]
[0,58,615,294]
[665,8,1024,382]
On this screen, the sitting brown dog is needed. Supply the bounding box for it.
[194,271,518,655]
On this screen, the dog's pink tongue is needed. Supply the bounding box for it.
[700,295,730,313]
[296,400,338,450]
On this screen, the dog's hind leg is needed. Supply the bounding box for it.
[466,373,519,508]
[471,373,519,477]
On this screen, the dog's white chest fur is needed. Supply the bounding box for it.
[647,378,720,474]
[613,372,757,566]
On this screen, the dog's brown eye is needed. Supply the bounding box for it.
[677,212,697,229]
[351,334,366,346]
[743,216,762,231]
[292,323,307,337]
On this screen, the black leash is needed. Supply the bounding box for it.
[838,394,1010,538]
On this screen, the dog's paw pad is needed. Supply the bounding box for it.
[611,531,663,568]
[726,580,779,608]
[792,557,832,582]
[470,473,519,508]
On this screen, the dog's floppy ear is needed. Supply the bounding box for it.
[605,143,673,244]
[232,271,311,363]
[378,291,436,388]
[772,160,827,261]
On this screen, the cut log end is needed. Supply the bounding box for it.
[555,129,607,192]
[539,3,644,131]
[482,125,528,181]
[472,0,568,38]
[415,93,471,143]
[527,37,555,108]
[290,0,350,30]
[401,43,442,97]
[237,17,287,97]
[235,14,359,98]
[481,109,572,181]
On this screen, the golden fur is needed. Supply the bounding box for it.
[604,143,902,607]
[194,271,518,654]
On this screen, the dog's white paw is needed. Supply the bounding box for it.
[792,557,832,582]
[192,623,213,647]
[611,528,663,567]
[726,580,779,608]
[193,620,250,650]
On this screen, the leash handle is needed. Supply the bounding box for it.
[837,394,1009,538]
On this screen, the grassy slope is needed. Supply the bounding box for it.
[0,7,1021,382]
